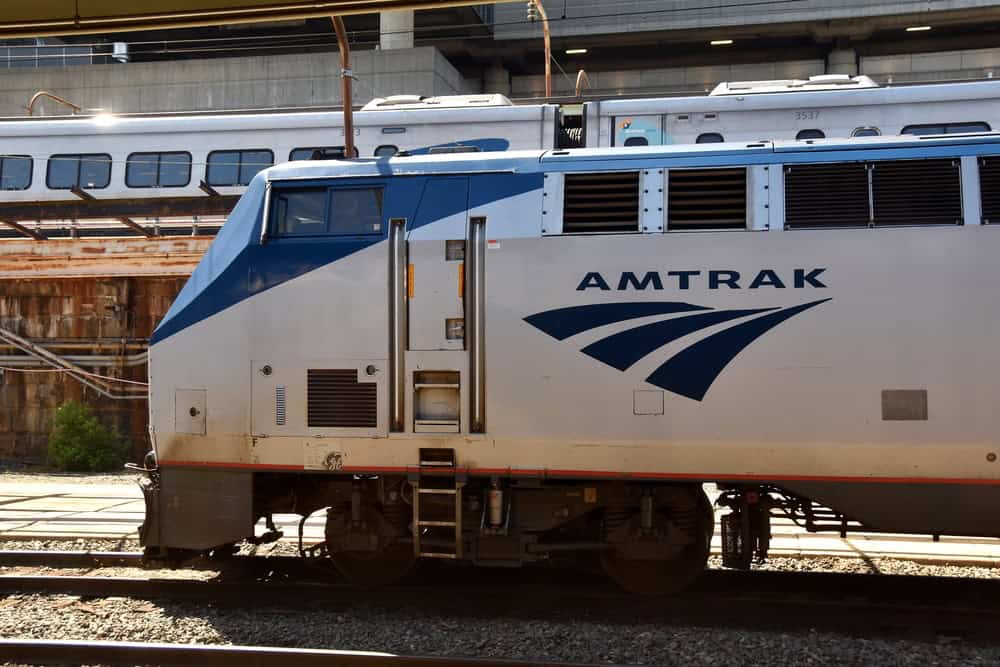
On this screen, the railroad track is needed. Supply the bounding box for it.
[0,554,999,642]
[0,638,607,666]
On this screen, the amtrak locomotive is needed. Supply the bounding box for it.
[141,131,1000,593]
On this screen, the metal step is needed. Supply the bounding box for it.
[418,488,457,495]
[417,520,456,527]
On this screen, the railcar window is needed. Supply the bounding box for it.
[0,155,31,190]
[428,145,480,154]
[696,133,725,144]
[330,188,384,236]
[46,153,111,190]
[852,127,880,137]
[623,137,648,147]
[272,188,328,237]
[668,168,746,230]
[206,149,273,186]
[796,129,826,140]
[374,145,398,157]
[901,122,991,135]
[785,158,961,228]
[289,146,359,160]
[562,171,640,234]
[125,152,191,188]
[980,156,1000,224]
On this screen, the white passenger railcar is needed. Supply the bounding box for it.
[2,75,1000,232]
[141,131,1000,593]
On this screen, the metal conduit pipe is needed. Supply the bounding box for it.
[25,90,81,116]
[0,326,145,399]
[0,352,148,367]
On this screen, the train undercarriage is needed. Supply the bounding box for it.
[141,449,967,595]
[252,471,716,595]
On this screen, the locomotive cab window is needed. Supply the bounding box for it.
[272,188,328,237]
[271,187,383,238]
[207,149,273,186]
[330,188,383,235]
[47,153,111,190]
[126,152,191,188]
[0,155,32,190]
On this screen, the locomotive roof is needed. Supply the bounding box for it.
[263,131,1000,183]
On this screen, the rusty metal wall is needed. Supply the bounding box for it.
[0,273,189,464]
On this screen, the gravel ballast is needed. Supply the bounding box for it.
[3,472,1000,664]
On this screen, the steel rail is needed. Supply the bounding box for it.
[0,638,603,667]
[0,550,144,568]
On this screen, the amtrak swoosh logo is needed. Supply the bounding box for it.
[524,299,831,401]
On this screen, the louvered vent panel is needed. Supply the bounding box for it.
[980,156,1000,224]
[562,171,640,233]
[307,369,377,428]
[785,162,869,228]
[668,168,746,230]
[275,386,286,426]
[872,159,961,226]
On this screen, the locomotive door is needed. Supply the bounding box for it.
[390,177,482,434]
[250,181,390,441]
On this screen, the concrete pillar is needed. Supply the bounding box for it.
[827,48,858,76]
[380,10,414,50]
[483,61,511,95]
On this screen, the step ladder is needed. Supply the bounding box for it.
[412,449,464,559]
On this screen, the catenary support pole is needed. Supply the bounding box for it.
[529,0,552,98]
[332,16,355,158]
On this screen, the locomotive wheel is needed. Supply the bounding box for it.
[328,542,416,588]
[600,486,714,595]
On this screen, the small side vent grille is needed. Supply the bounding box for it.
[562,171,640,233]
[785,162,869,228]
[980,156,1000,223]
[872,159,961,226]
[307,369,377,428]
[668,168,746,230]
[275,386,286,426]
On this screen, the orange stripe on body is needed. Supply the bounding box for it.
[155,461,1000,485]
